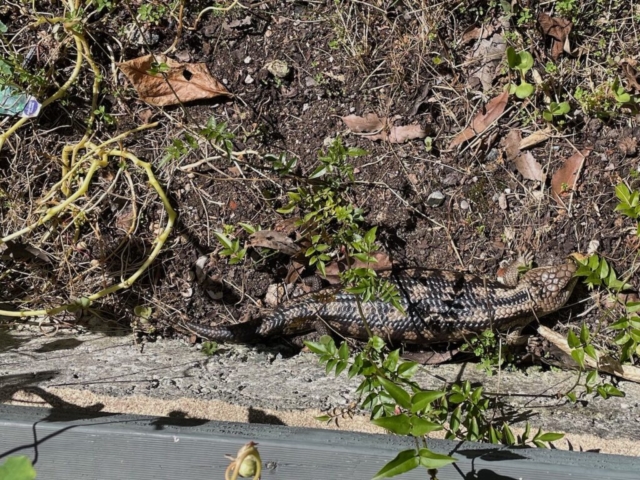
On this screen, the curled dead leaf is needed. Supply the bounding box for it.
[370,124,428,143]
[538,13,572,60]
[341,113,385,133]
[503,129,522,161]
[515,152,546,182]
[467,33,506,91]
[621,60,640,92]
[449,91,509,148]
[342,115,427,143]
[118,54,229,106]
[520,127,553,150]
[461,23,495,45]
[551,149,591,203]
[247,230,300,256]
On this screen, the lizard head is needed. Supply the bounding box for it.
[522,262,578,316]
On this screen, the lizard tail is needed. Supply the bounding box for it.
[180,319,262,342]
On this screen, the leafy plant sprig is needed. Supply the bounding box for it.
[506,47,535,99]
[307,335,563,478]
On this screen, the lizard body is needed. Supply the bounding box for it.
[182,262,578,345]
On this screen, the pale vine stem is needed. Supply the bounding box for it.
[0,0,176,318]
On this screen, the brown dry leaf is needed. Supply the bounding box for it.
[449,91,509,148]
[520,127,553,150]
[538,13,572,60]
[248,230,300,256]
[551,149,591,203]
[370,124,427,143]
[341,113,386,133]
[323,252,392,285]
[138,108,154,123]
[515,152,546,182]
[461,24,495,45]
[621,61,640,92]
[467,33,506,91]
[388,124,427,143]
[118,54,229,106]
[504,129,522,161]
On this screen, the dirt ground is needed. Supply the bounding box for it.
[1,0,640,452]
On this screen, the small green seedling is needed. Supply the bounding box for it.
[506,47,535,99]
[612,78,632,104]
[542,101,570,122]
[615,183,640,219]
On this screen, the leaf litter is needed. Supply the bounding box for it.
[449,91,509,148]
[341,114,427,143]
[551,149,591,203]
[503,129,546,182]
[538,13,572,60]
[118,54,229,106]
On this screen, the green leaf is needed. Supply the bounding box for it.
[377,376,411,409]
[0,456,37,480]
[0,21,8,34]
[411,391,446,412]
[571,347,585,369]
[450,406,461,433]
[411,417,443,436]
[372,449,419,479]
[627,302,640,314]
[448,392,465,403]
[543,110,553,122]
[515,82,535,99]
[580,323,590,344]
[371,413,411,435]
[303,340,327,355]
[335,360,348,376]
[364,226,377,246]
[418,449,457,469]
[518,51,534,72]
[397,361,419,379]
[567,329,580,348]
[503,422,516,445]
[309,165,328,179]
[598,259,610,280]
[535,432,564,442]
[615,332,631,345]
[556,101,571,114]
[315,415,331,422]
[133,305,152,319]
[489,425,500,444]
[347,147,368,157]
[213,232,234,249]
[584,344,598,361]
[610,318,630,330]
[603,384,625,397]
[506,46,519,69]
[338,341,349,360]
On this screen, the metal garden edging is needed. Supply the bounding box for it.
[1,404,639,479]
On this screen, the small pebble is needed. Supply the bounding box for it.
[305,76,318,87]
[244,56,252,64]
[426,191,445,207]
[245,74,254,84]
[460,200,470,210]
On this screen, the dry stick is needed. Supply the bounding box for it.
[163,0,184,54]
[538,325,640,384]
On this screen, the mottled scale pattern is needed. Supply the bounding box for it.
[183,263,578,345]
